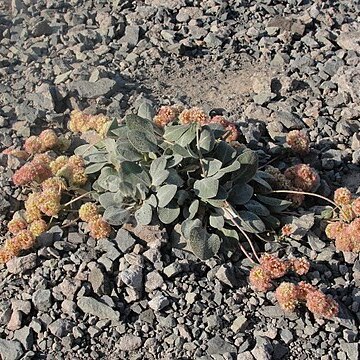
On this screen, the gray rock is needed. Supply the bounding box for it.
[120,265,143,291]
[89,265,108,295]
[215,264,240,288]
[7,310,22,331]
[11,300,31,315]
[251,345,272,360]
[343,329,357,342]
[231,315,248,333]
[237,351,255,360]
[139,309,155,324]
[48,319,73,338]
[280,329,293,344]
[258,306,285,318]
[114,229,136,253]
[6,254,37,274]
[0,339,23,360]
[70,78,117,98]
[121,25,140,47]
[148,295,169,311]
[145,271,164,292]
[204,33,222,48]
[77,296,120,321]
[32,20,53,37]
[271,110,305,129]
[163,263,182,278]
[340,342,359,359]
[0,301,11,325]
[207,335,237,355]
[117,334,142,351]
[253,92,276,105]
[32,289,52,312]
[13,326,34,350]
[337,31,360,52]
[158,314,176,328]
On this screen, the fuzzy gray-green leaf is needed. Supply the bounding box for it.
[116,140,142,161]
[232,150,258,184]
[189,200,199,219]
[244,200,270,216]
[138,102,155,121]
[127,130,158,153]
[203,158,222,177]
[157,203,180,224]
[84,162,107,174]
[198,126,215,153]
[209,214,225,230]
[126,114,154,134]
[150,156,169,186]
[229,184,253,205]
[157,184,178,208]
[103,206,130,226]
[98,192,122,209]
[238,210,266,233]
[177,125,197,147]
[189,227,221,260]
[135,203,153,225]
[213,141,236,164]
[164,125,189,142]
[256,195,291,212]
[194,177,219,199]
[181,218,202,239]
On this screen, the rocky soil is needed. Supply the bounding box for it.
[0,0,360,359]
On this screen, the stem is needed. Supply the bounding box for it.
[223,205,259,263]
[61,217,80,229]
[195,126,206,177]
[271,189,338,209]
[63,191,92,207]
[225,209,261,263]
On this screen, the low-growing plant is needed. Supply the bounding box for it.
[74,106,292,263]
[0,105,347,319]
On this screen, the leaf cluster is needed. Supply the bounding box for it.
[77,108,291,259]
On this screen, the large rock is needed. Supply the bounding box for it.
[69,78,117,98]
[77,296,120,321]
[6,253,37,274]
[117,334,142,351]
[337,23,360,52]
[0,339,23,360]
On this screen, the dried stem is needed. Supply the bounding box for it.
[271,189,338,209]
[61,217,80,229]
[223,205,260,264]
[63,191,92,207]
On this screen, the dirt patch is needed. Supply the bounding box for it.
[141,56,270,116]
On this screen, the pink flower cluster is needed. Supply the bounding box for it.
[153,106,239,142]
[325,187,360,252]
[266,164,320,207]
[69,110,110,136]
[79,203,111,239]
[154,105,184,127]
[12,153,53,186]
[286,130,310,155]
[284,164,320,192]
[276,281,338,318]
[249,253,337,318]
[249,253,310,292]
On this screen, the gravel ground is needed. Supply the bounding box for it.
[0,1,360,359]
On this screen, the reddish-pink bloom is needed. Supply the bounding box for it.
[260,253,289,279]
[249,266,272,292]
